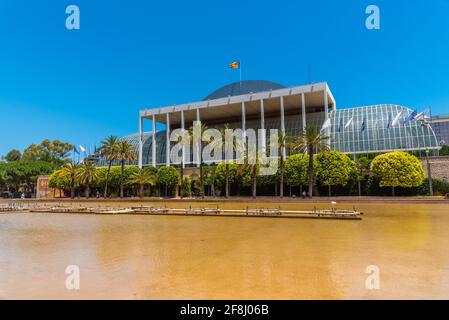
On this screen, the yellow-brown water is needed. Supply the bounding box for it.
[1,202,449,299]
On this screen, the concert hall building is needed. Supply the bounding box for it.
[120,80,439,168]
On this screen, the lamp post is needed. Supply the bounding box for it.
[425,148,433,196]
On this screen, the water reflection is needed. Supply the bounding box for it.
[0,203,448,299]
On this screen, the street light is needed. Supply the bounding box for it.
[425,148,433,196]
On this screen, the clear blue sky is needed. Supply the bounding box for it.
[1,0,448,156]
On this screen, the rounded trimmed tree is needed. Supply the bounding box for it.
[156,166,180,197]
[315,151,355,196]
[370,151,425,196]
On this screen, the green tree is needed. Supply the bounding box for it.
[156,166,180,197]
[76,161,99,198]
[354,156,371,196]
[22,139,74,167]
[128,168,155,198]
[284,153,309,189]
[370,151,425,196]
[215,161,239,195]
[1,160,53,193]
[115,140,137,198]
[4,149,21,162]
[440,145,449,156]
[98,135,119,198]
[290,126,330,198]
[181,177,191,197]
[315,151,355,196]
[188,123,208,198]
[48,169,70,198]
[278,131,287,198]
[60,160,79,199]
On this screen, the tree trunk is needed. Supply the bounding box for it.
[165,183,168,197]
[225,163,229,198]
[280,155,284,198]
[392,186,395,197]
[308,145,314,198]
[211,169,215,198]
[70,179,75,199]
[328,185,331,197]
[180,164,184,199]
[252,167,257,199]
[85,185,90,199]
[139,184,144,198]
[119,161,125,198]
[200,164,204,198]
[358,180,362,196]
[104,161,112,198]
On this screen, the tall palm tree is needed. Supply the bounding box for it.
[290,126,329,198]
[60,160,79,199]
[188,123,208,198]
[219,123,244,198]
[129,169,155,198]
[98,135,118,198]
[76,161,98,198]
[115,140,137,198]
[278,131,287,198]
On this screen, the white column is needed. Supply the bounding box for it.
[280,96,286,159]
[241,101,246,133]
[166,113,170,166]
[196,108,200,167]
[181,110,185,168]
[301,93,306,132]
[152,115,156,167]
[324,89,329,120]
[138,116,143,168]
[260,99,265,148]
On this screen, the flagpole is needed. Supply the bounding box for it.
[239,61,242,95]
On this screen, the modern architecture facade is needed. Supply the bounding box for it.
[431,114,449,146]
[129,81,439,168]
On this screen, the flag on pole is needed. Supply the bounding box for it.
[229,61,240,69]
[338,118,344,132]
[344,117,354,129]
[79,145,86,153]
[391,112,403,128]
[73,147,79,154]
[360,117,367,132]
[387,113,392,128]
[321,118,331,132]
[404,110,418,124]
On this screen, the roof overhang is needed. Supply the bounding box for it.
[140,82,336,126]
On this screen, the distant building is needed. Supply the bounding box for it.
[101,81,442,167]
[431,114,449,146]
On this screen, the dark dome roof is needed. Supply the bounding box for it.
[203,80,285,101]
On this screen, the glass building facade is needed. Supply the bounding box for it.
[431,114,449,146]
[107,104,439,167]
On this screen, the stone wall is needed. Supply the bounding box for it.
[420,156,449,182]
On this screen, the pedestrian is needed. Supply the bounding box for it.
[302,191,306,199]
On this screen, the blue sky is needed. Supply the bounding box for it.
[0,0,448,155]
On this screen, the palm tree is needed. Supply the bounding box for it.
[60,160,79,199]
[188,123,208,198]
[278,131,287,198]
[115,140,137,198]
[129,169,154,198]
[76,161,98,198]
[219,123,244,198]
[98,135,118,198]
[290,126,329,198]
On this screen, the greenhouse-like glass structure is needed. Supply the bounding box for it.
[98,81,440,167]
